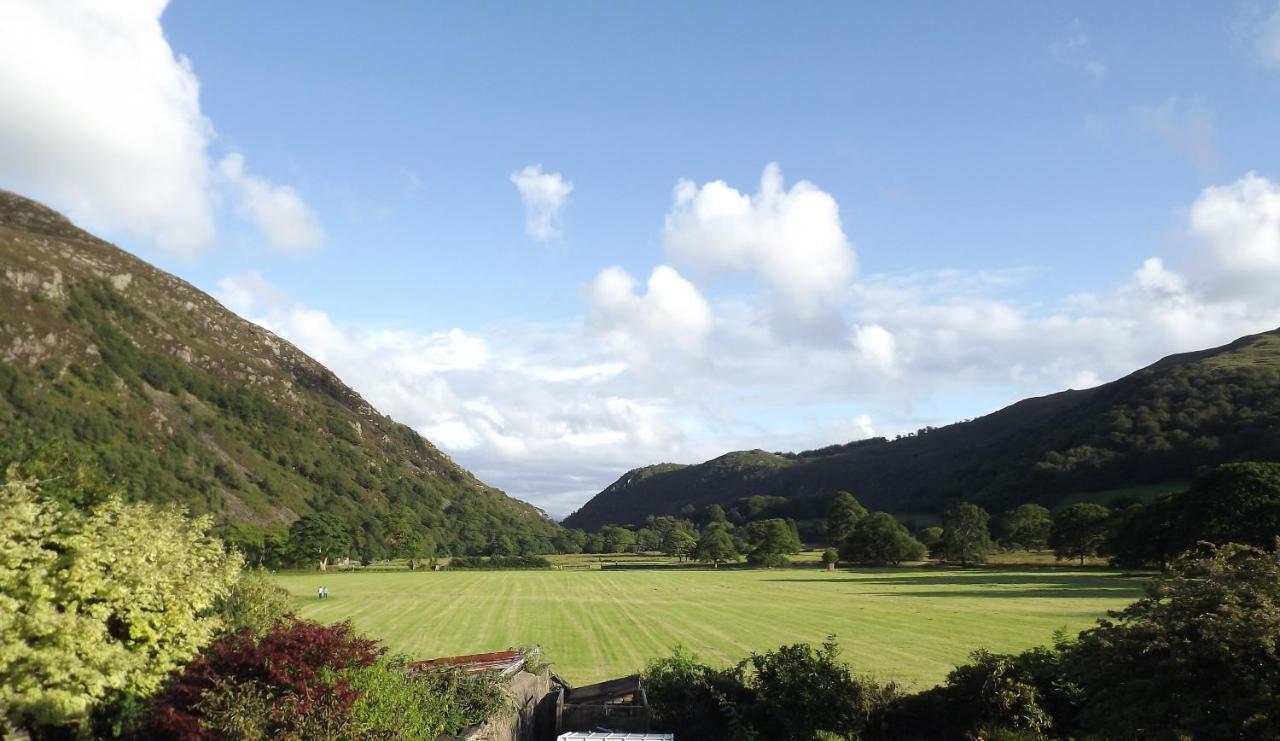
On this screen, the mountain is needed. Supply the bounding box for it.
[564,328,1280,530]
[0,191,560,556]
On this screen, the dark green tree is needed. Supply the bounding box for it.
[695,526,739,567]
[635,527,664,552]
[1063,541,1280,737]
[1000,503,1052,551]
[826,491,868,546]
[840,512,927,565]
[385,506,434,569]
[599,525,638,554]
[288,513,350,571]
[668,529,698,561]
[1049,503,1111,565]
[551,528,586,554]
[489,534,518,557]
[941,503,993,566]
[745,518,802,567]
[917,526,944,558]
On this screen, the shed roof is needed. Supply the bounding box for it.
[409,650,525,677]
[564,674,643,704]
[556,734,673,741]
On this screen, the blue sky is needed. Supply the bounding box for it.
[4,1,1280,516]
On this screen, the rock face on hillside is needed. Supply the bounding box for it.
[565,328,1280,530]
[0,190,560,555]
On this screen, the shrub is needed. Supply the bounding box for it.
[347,659,507,739]
[644,640,897,741]
[213,568,293,636]
[0,478,242,731]
[148,618,381,738]
[644,648,754,741]
[447,555,551,569]
[748,639,895,741]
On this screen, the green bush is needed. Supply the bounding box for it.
[644,640,897,741]
[213,568,293,636]
[346,658,508,739]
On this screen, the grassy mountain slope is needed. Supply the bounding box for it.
[0,191,560,555]
[565,329,1280,530]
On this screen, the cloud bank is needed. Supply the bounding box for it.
[217,167,1280,517]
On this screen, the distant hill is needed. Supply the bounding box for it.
[564,328,1280,530]
[0,191,560,555]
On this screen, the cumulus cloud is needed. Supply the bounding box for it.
[0,1,319,255]
[214,272,694,516]
[584,265,714,361]
[1050,20,1108,81]
[215,171,1280,518]
[219,154,324,252]
[1134,98,1219,172]
[0,0,213,253]
[1186,172,1280,298]
[511,165,573,242]
[664,163,856,333]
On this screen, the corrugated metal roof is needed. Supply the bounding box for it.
[409,650,525,677]
[556,734,673,741]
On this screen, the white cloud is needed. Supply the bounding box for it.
[214,272,696,516]
[0,1,319,255]
[1050,21,1108,81]
[664,163,856,333]
[1134,98,1218,172]
[1187,172,1280,298]
[511,165,573,242]
[219,154,324,252]
[851,324,898,376]
[584,265,714,360]
[214,171,1280,519]
[0,0,213,253]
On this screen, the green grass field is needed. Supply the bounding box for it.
[276,567,1147,688]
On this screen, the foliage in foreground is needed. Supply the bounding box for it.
[645,540,1280,740]
[0,475,242,730]
[645,639,897,741]
[149,618,506,739]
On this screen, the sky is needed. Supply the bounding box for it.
[4,1,1280,517]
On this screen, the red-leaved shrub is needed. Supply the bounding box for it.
[148,618,382,739]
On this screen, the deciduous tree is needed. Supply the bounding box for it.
[1000,503,1052,551]
[695,526,739,567]
[745,518,802,567]
[826,491,868,546]
[941,503,994,566]
[840,512,927,565]
[289,513,351,571]
[1049,503,1111,565]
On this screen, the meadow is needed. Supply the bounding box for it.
[276,565,1146,687]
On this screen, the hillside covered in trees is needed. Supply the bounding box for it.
[0,191,561,557]
[566,327,1280,530]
